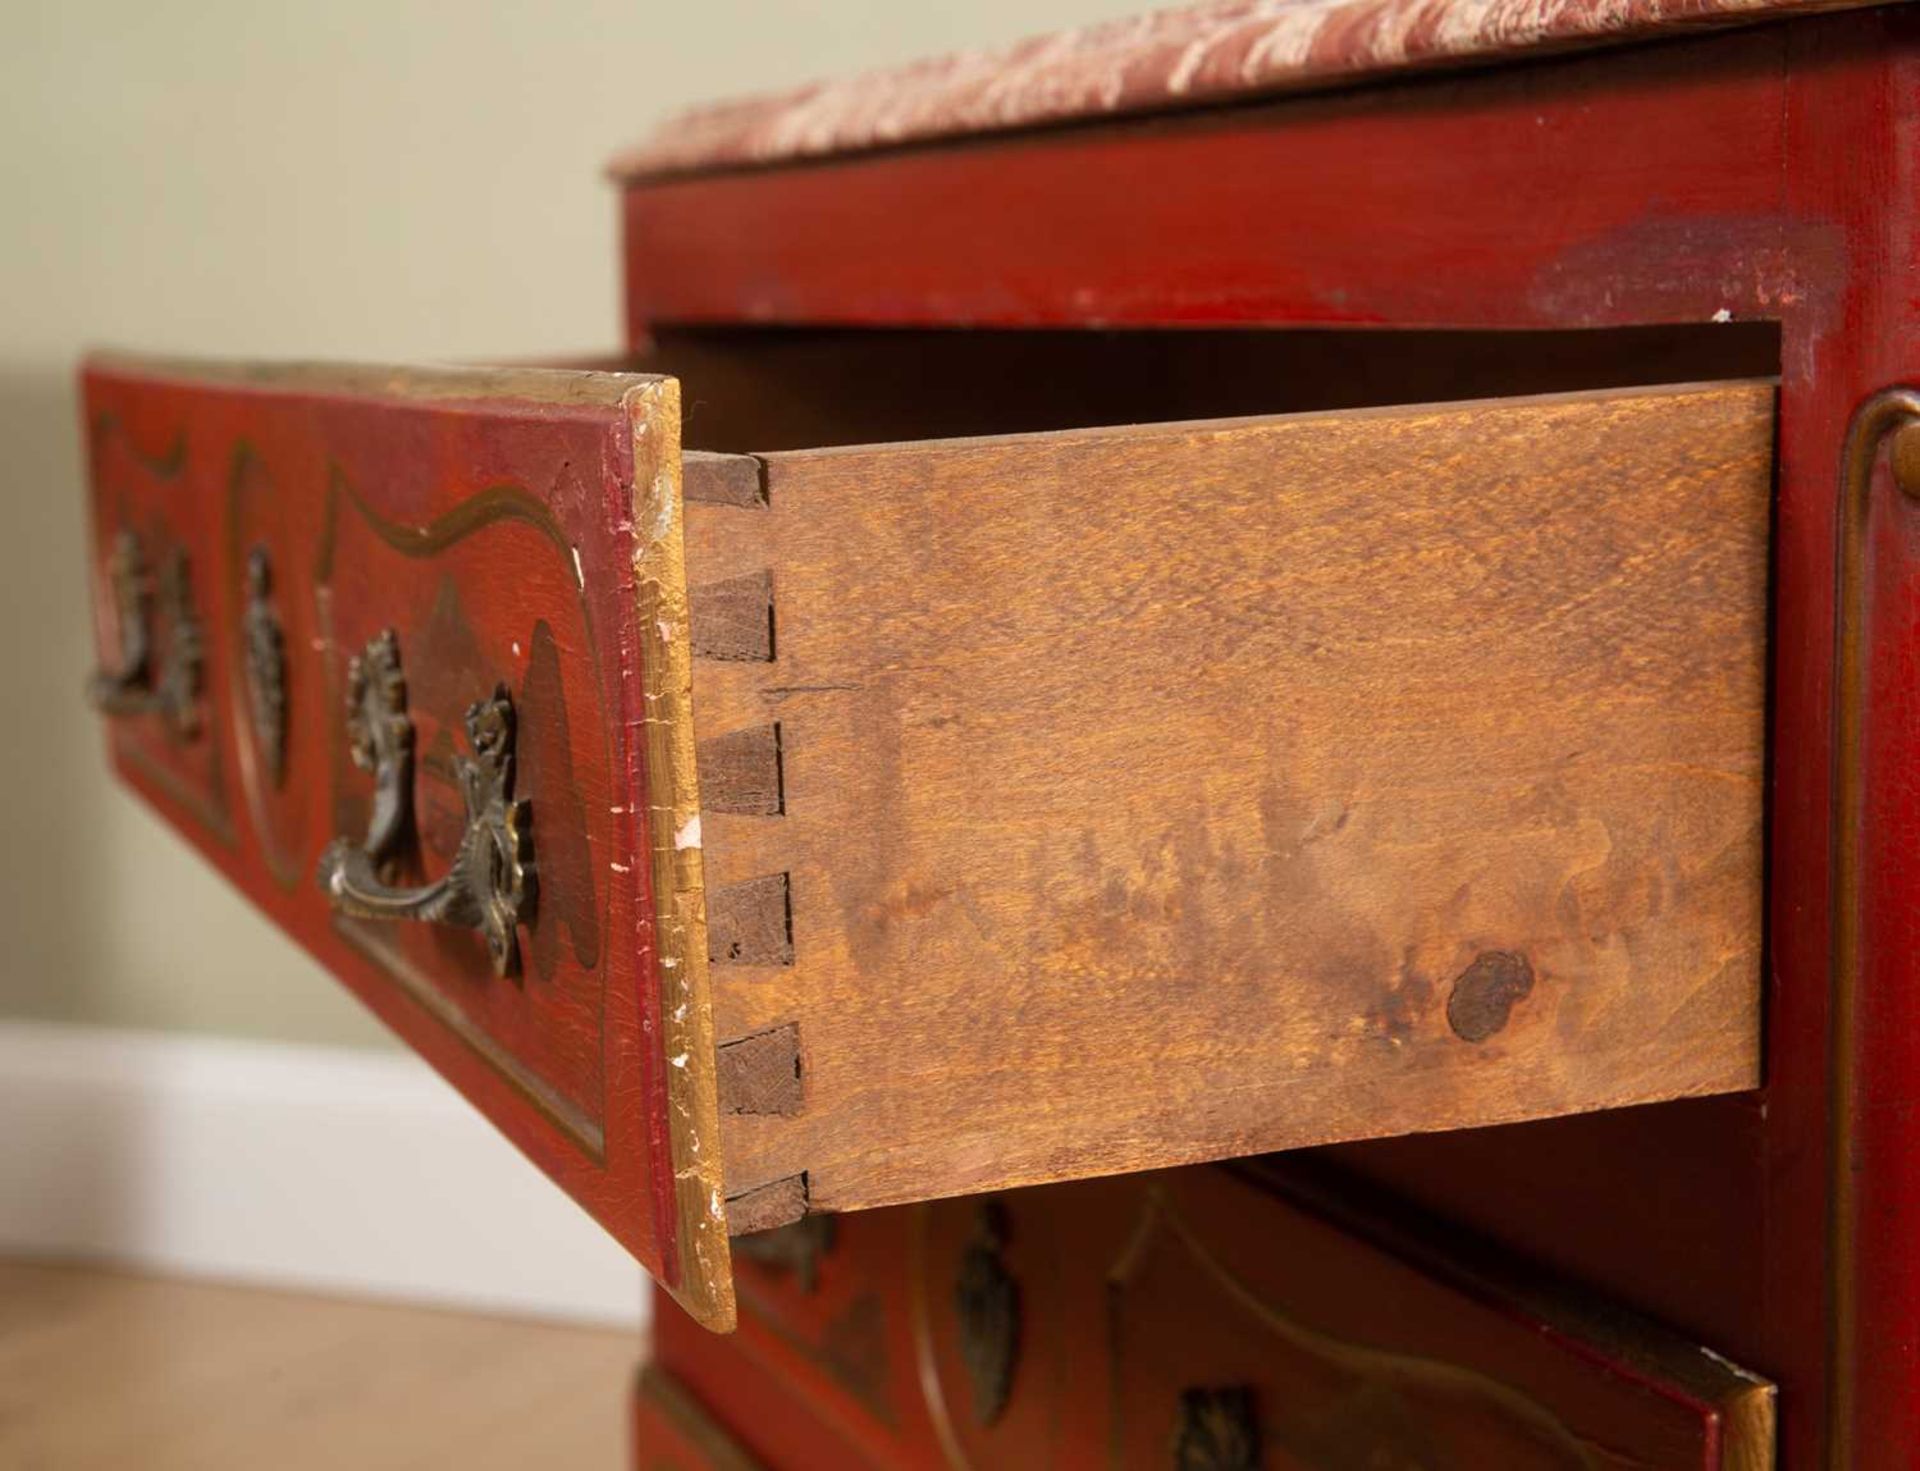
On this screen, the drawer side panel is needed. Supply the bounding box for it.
[691,380,1772,1211]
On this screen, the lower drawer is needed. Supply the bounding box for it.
[80,348,1771,1329]
[650,1163,1776,1469]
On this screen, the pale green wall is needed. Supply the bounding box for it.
[0,0,1141,1048]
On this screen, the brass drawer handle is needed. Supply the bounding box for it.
[87,529,204,737]
[316,629,536,978]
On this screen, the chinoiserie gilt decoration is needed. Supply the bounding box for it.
[316,628,536,978]
[87,528,205,737]
[242,544,288,785]
[1172,1386,1261,1471]
[954,1199,1021,1427]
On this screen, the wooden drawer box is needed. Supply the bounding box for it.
[80,351,1771,1330]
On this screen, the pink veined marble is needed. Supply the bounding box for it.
[609,0,1885,179]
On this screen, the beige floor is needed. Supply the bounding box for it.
[0,1261,638,1470]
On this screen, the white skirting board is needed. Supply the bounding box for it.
[0,1020,649,1329]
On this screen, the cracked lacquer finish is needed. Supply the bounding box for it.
[610,0,1883,178]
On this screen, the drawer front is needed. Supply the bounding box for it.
[689,380,1772,1216]
[80,358,734,1328]
[1095,1167,1774,1469]
[656,1165,1776,1470]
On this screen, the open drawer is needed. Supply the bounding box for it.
[79,346,1771,1330]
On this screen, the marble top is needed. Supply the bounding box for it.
[610,0,1884,180]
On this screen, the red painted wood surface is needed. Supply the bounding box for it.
[631,1367,770,1471]
[80,362,709,1320]
[653,1165,1773,1470]
[622,29,1796,336]
[1797,25,1920,1466]
[620,10,1920,1462]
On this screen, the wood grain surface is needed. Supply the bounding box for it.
[697,724,785,815]
[687,381,1773,1211]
